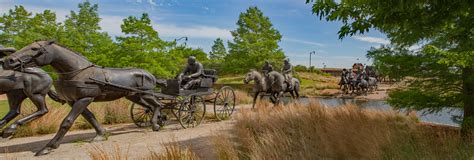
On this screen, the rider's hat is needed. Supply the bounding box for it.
[0,45,16,54]
[0,45,17,58]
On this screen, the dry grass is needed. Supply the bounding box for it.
[88,144,130,160]
[12,98,133,138]
[234,90,252,104]
[215,101,473,159]
[88,141,199,160]
[145,142,199,160]
[14,101,69,137]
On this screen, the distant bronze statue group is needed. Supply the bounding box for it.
[338,66,379,96]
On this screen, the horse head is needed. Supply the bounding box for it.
[243,70,260,84]
[3,40,55,71]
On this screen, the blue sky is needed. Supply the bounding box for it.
[0,0,391,68]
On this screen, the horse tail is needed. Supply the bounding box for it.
[47,90,66,104]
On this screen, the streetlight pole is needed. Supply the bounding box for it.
[309,51,316,69]
[174,36,188,46]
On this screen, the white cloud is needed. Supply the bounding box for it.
[154,24,232,40]
[352,36,390,45]
[147,0,157,6]
[283,38,326,47]
[99,15,125,36]
[409,44,423,51]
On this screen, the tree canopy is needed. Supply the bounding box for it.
[0,2,208,78]
[225,6,286,73]
[209,38,227,61]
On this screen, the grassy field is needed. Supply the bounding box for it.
[217,71,340,97]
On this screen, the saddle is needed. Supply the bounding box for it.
[0,70,24,90]
[0,70,15,78]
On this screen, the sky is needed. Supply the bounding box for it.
[0,0,391,68]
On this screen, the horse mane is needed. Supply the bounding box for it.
[53,43,88,58]
[36,40,91,60]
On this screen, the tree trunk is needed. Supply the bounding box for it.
[462,67,474,143]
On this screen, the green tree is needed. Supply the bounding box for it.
[307,0,474,139]
[0,6,64,49]
[61,2,115,66]
[0,5,32,47]
[225,6,285,73]
[115,13,177,77]
[294,64,308,72]
[209,38,227,60]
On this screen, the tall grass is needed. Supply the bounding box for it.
[88,144,130,160]
[234,90,252,104]
[88,141,199,160]
[11,98,133,138]
[144,142,199,160]
[215,102,473,159]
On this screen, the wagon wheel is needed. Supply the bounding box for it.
[130,103,153,127]
[177,96,206,129]
[171,96,186,119]
[214,86,236,120]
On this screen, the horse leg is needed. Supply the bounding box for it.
[295,82,300,99]
[0,91,26,129]
[269,93,277,104]
[252,91,260,109]
[141,94,163,131]
[289,91,296,99]
[275,91,284,105]
[2,94,48,138]
[35,97,93,156]
[67,101,107,142]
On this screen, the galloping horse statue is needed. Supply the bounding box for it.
[3,41,166,156]
[0,46,64,138]
[339,69,350,94]
[243,70,300,109]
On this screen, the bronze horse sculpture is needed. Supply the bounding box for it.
[0,47,64,138]
[243,70,300,109]
[3,41,167,156]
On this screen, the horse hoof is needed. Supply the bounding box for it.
[1,130,15,139]
[0,135,12,142]
[152,125,161,131]
[91,135,107,142]
[35,147,53,156]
